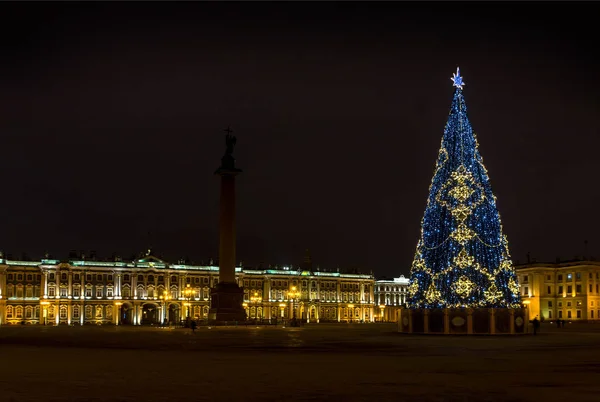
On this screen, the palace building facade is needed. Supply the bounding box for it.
[374,275,409,322]
[0,253,376,325]
[516,260,600,321]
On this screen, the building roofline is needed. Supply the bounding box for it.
[0,259,373,279]
[515,260,600,270]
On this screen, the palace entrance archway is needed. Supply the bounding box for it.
[120,302,134,325]
[141,303,159,325]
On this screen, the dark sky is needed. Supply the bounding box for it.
[0,3,598,277]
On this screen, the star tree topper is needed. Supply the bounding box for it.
[451,67,465,89]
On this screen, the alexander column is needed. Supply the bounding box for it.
[209,127,246,323]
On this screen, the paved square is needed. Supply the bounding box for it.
[0,323,599,401]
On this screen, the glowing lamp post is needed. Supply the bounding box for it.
[289,286,301,326]
[250,292,262,320]
[242,302,249,319]
[184,284,194,319]
[159,291,171,325]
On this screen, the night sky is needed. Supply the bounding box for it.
[0,3,598,278]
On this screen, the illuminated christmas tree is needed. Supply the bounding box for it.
[407,68,521,309]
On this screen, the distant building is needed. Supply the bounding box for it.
[0,252,376,325]
[516,260,600,321]
[374,275,409,322]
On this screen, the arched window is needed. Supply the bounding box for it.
[95,306,103,318]
[6,305,13,318]
[85,305,92,318]
[15,305,23,319]
[25,306,33,319]
[137,285,145,298]
[73,305,80,318]
[48,305,55,319]
[122,285,131,298]
[60,305,68,319]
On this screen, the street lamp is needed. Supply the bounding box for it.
[41,301,50,326]
[289,286,301,326]
[242,302,249,320]
[250,292,262,320]
[184,283,194,319]
[159,291,170,325]
[348,303,355,323]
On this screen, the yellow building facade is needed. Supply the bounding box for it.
[516,260,600,321]
[0,254,375,325]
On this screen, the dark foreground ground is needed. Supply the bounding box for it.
[1,322,599,402]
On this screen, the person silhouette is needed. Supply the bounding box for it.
[532,316,540,335]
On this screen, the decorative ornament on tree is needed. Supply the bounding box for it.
[407,67,521,309]
[451,67,465,90]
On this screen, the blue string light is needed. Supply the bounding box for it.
[407,68,521,309]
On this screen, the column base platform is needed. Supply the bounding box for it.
[208,282,247,324]
[398,307,529,335]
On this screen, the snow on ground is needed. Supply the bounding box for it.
[0,323,599,402]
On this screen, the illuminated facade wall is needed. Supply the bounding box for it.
[0,255,375,325]
[516,261,600,321]
[374,276,409,322]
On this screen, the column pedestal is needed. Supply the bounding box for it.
[209,282,246,323]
